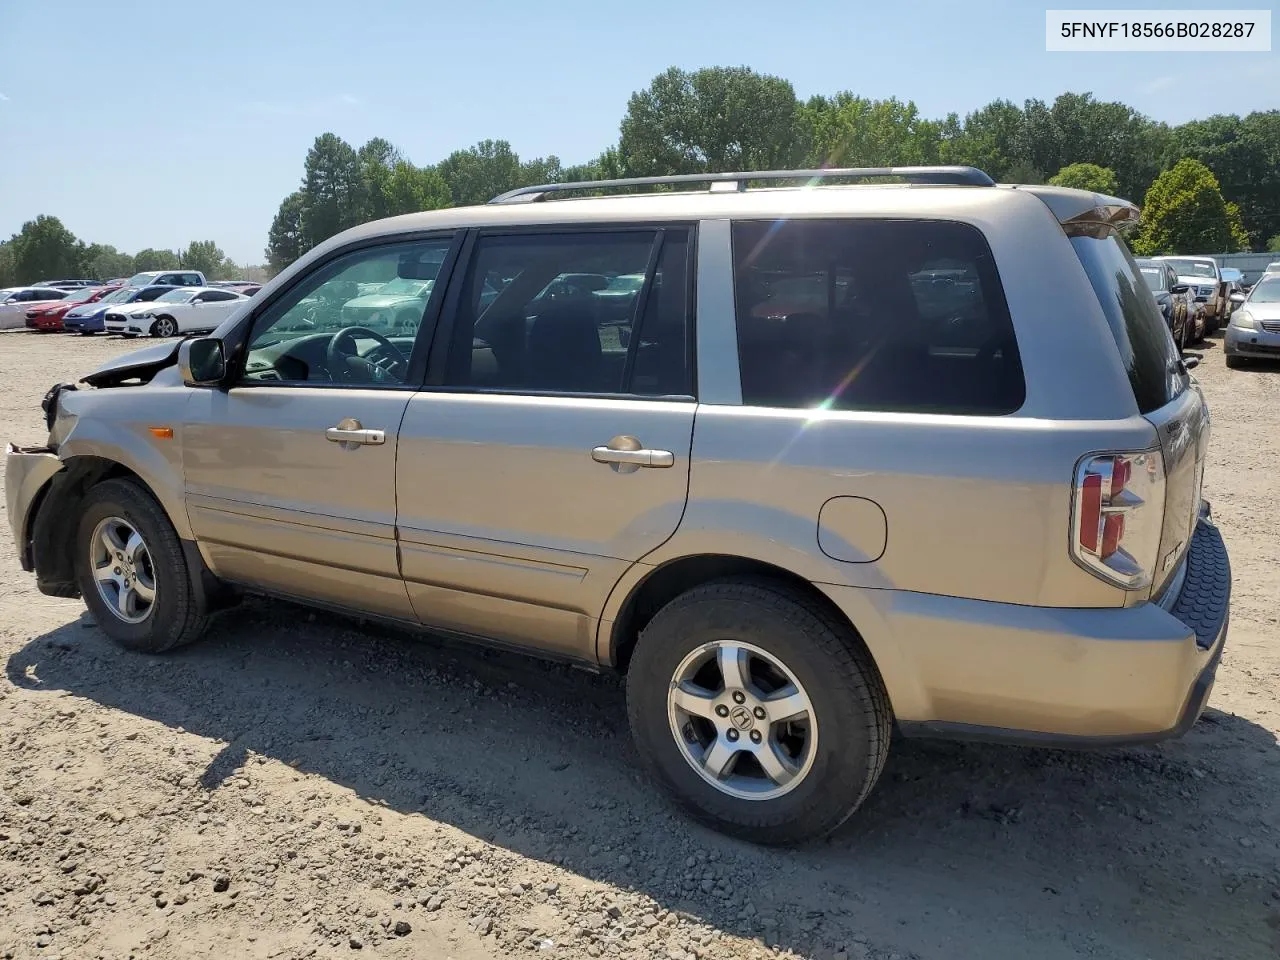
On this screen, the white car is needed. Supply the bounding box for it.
[103,299,177,336]
[123,286,251,337]
[0,286,73,330]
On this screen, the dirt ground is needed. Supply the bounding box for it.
[0,329,1277,960]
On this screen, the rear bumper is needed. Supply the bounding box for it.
[5,443,64,572]
[823,512,1231,745]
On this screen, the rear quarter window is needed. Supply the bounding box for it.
[1068,226,1188,414]
[730,218,1025,415]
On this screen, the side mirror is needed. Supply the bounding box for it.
[1221,267,1242,283]
[179,337,226,386]
[1230,292,1247,304]
[1171,283,1190,294]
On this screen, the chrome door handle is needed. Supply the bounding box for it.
[591,445,675,468]
[325,417,385,446]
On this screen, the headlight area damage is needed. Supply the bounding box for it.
[9,339,189,596]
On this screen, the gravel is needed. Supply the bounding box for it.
[1,330,1278,959]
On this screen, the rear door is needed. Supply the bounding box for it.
[395,226,697,661]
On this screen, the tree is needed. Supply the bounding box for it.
[1268,234,1280,253]
[1132,158,1249,255]
[82,243,134,280]
[300,133,365,249]
[1017,93,1168,200]
[437,139,526,206]
[1003,160,1046,184]
[266,190,306,274]
[1049,162,1119,194]
[181,240,227,278]
[357,137,404,222]
[939,99,1025,180]
[382,161,452,216]
[9,215,85,283]
[618,66,806,176]
[133,248,179,271]
[0,242,15,288]
[804,94,941,167]
[1166,111,1280,250]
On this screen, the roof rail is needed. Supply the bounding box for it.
[488,166,995,204]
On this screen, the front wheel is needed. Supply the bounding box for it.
[1225,354,1245,369]
[626,579,891,845]
[74,479,210,653]
[152,316,178,338]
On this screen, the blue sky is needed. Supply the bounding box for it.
[1,0,1276,265]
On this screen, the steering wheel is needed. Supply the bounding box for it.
[325,326,407,383]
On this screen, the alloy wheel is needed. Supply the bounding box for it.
[666,640,818,801]
[89,516,157,624]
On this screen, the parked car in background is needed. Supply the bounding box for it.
[0,287,72,330]
[1152,257,1241,334]
[1263,261,1280,278]
[1136,258,1197,347]
[6,166,1230,846]
[1224,271,1280,368]
[125,269,208,289]
[32,279,99,289]
[124,286,251,337]
[26,285,123,331]
[210,280,263,297]
[63,285,175,334]
[103,288,191,336]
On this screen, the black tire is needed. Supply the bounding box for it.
[73,478,210,653]
[1225,354,1244,369]
[152,315,178,338]
[625,578,892,845]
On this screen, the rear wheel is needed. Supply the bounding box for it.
[74,479,209,653]
[626,579,891,845]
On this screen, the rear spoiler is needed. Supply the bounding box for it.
[1007,184,1141,229]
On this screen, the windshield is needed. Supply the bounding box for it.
[65,287,102,303]
[371,276,431,297]
[101,287,139,304]
[1247,277,1280,303]
[1162,259,1217,279]
[157,288,198,303]
[1139,267,1166,292]
[126,272,160,286]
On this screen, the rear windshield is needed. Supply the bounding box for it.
[1069,226,1188,414]
[730,218,1024,415]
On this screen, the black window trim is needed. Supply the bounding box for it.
[421,221,699,403]
[220,229,464,392]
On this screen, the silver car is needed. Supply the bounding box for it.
[5,167,1231,845]
[1224,271,1280,366]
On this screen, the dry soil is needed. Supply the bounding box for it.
[0,330,1278,960]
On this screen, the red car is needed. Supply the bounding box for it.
[27,285,123,331]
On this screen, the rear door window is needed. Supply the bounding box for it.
[1068,226,1187,414]
[730,219,1024,414]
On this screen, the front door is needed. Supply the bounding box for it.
[182,235,457,620]
[396,226,697,660]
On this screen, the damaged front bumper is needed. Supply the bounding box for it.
[5,443,65,571]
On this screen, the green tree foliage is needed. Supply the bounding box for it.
[266,190,306,274]
[1048,162,1119,194]
[939,99,1025,179]
[82,243,134,280]
[1132,159,1249,255]
[133,248,179,271]
[383,161,452,216]
[437,139,531,206]
[10,215,87,283]
[619,66,806,176]
[805,94,941,167]
[0,242,16,288]
[1016,93,1168,200]
[1268,234,1280,253]
[1166,111,1280,250]
[301,133,365,249]
[181,240,227,279]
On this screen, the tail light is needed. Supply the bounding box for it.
[1070,450,1164,589]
